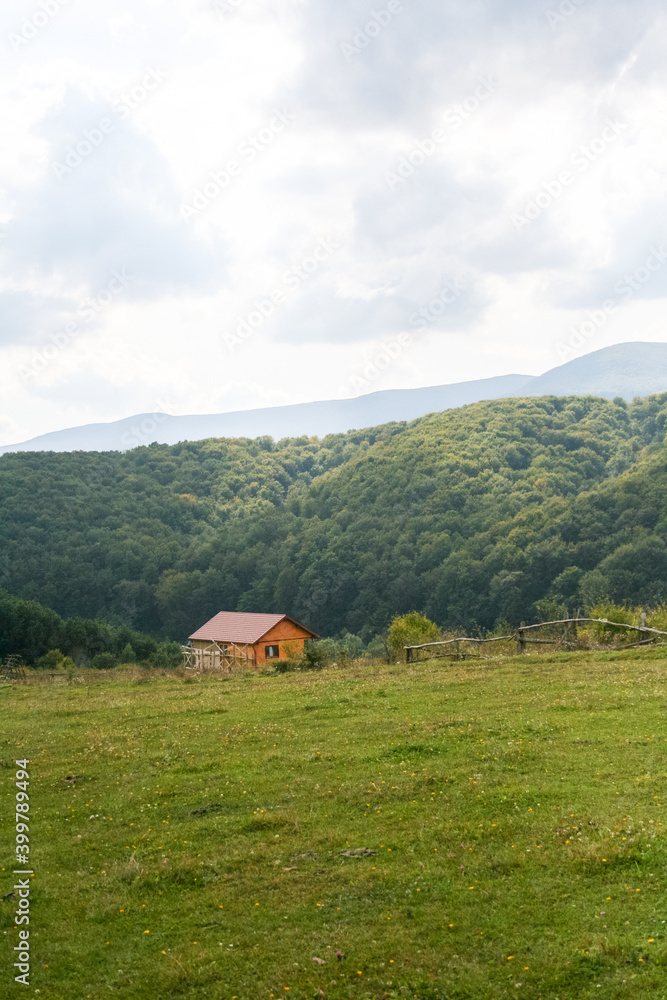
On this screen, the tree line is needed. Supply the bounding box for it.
[0,588,181,668]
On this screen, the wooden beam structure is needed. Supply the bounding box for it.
[182,641,257,673]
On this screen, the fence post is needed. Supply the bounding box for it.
[406,647,412,664]
[640,610,648,644]
[516,622,526,655]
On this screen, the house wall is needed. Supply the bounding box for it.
[254,621,313,664]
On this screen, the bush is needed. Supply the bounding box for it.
[365,634,389,661]
[302,640,328,671]
[149,642,182,669]
[274,659,300,674]
[646,604,667,633]
[91,652,117,670]
[387,612,440,662]
[35,648,65,670]
[585,602,638,643]
[273,636,362,673]
[315,638,340,665]
[339,633,364,661]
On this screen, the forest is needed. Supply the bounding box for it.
[1,392,667,643]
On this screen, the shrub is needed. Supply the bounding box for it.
[315,638,341,664]
[148,642,183,669]
[274,659,300,674]
[646,604,667,633]
[91,652,117,670]
[387,612,440,663]
[302,640,328,671]
[339,633,364,661]
[365,634,389,661]
[35,648,65,670]
[586,602,637,643]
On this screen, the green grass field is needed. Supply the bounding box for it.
[2,652,666,1000]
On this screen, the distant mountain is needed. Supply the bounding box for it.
[0,374,533,454]
[2,341,667,454]
[522,342,667,399]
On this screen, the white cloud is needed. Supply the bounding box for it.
[1,0,667,443]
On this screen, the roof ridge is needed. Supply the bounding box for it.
[187,610,318,644]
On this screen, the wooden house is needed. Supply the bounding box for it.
[183,611,319,672]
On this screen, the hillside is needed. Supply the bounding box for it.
[2,393,667,639]
[3,342,667,454]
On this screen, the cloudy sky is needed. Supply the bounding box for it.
[1,0,666,444]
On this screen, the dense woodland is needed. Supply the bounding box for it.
[0,587,181,667]
[2,393,667,643]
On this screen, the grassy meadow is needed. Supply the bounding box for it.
[2,652,667,1000]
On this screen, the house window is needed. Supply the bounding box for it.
[265,644,280,659]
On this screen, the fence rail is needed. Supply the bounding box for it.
[405,616,667,662]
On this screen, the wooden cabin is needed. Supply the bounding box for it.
[183,611,319,672]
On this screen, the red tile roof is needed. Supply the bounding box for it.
[188,611,318,644]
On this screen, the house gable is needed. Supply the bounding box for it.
[255,618,318,663]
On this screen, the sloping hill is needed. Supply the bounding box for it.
[2,392,667,639]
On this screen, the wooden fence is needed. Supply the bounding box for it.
[405,615,667,662]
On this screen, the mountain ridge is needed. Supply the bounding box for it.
[2,341,667,454]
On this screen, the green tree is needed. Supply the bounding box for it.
[387,612,440,662]
[580,570,610,611]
